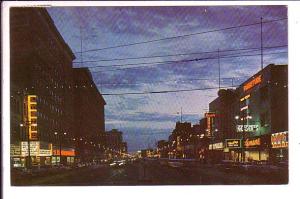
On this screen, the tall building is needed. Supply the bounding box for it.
[168,122,193,159]
[10,8,107,167]
[208,89,237,163]
[209,64,288,163]
[73,67,106,162]
[157,140,168,158]
[10,7,76,167]
[105,129,128,158]
[233,64,288,163]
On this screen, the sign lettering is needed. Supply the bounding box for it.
[244,138,261,148]
[226,139,241,148]
[243,75,262,92]
[271,132,288,148]
[236,125,259,132]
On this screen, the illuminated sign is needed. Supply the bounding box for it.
[26,95,38,140]
[209,142,223,150]
[226,139,241,148]
[10,144,21,157]
[21,141,39,156]
[53,148,75,156]
[240,105,248,111]
[243,75,262,92]
[205,113,216,117]
[240,94,251,102]
[20,141,52,156]
[236,125,259,132]
[244,138,261,148]
[271,132,288,148]
[205,112,215,137]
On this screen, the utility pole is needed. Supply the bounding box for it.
[260,17,263,70]
[218,49,221,89]
[80,24,83,66]
[180,107,183,123]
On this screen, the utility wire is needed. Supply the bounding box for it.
[89,51,287,73]
[98,76,250,86]
[101,85,239,96]
[73,44,287,64]
[74,17,287,54]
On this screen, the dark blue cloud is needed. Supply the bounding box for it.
[47,6,288,152]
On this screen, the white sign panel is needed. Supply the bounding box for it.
[21,141,39,156]
[209,142,223,150]
[236,125,259,132]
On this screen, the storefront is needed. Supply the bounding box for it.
[244,135,270,162]
[270,131,288,163]
[52,146,75,166]
[224,139,242,162]
[209,142,224,163]
[10,141,52,168]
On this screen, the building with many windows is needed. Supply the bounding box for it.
[10,7,76,167]
[105,129,128,158]
[73,68,106,162]
[10,8,107,168]
[209,64,288,163]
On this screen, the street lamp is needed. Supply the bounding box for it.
[20,122,31,170]
[54,132,58,165]
[235,115,245,163]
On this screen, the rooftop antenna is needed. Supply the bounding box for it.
[218,48,221,89]
[260,17,263,70]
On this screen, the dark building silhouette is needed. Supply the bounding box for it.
[105,129,128,158]
[10,8,107,167]
[73,68,106,162]
[10,7,76,167]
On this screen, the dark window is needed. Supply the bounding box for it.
[260,86,268,101]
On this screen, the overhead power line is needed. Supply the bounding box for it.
[73,44,287,64]
[88,51,287,73]
[101,85,239,96]
[98,76,250,86]
[74,17,287,54]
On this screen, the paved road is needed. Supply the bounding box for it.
[11,160,288,186]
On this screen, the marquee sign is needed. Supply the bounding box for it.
[271,132,288,148]
[236,125,259,132]
[226,139,241,148]
[20,141,52,156]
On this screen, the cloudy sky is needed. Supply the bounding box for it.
[47,6,287,152]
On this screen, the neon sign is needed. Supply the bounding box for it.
[271,132,288,148]
[205,112,215,137]
[243,75,262,92]
[236,125,259,132]
[244,138,261,148]
[26,95,38,140]
[226,139,241,148]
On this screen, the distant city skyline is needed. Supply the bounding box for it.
[47,6,287,152]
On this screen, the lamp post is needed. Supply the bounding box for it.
[54,132,58,165]
[20,122,31,170]
[62,132,67,165]
[235,115,245,163]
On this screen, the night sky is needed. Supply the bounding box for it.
[47,6,287,152]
